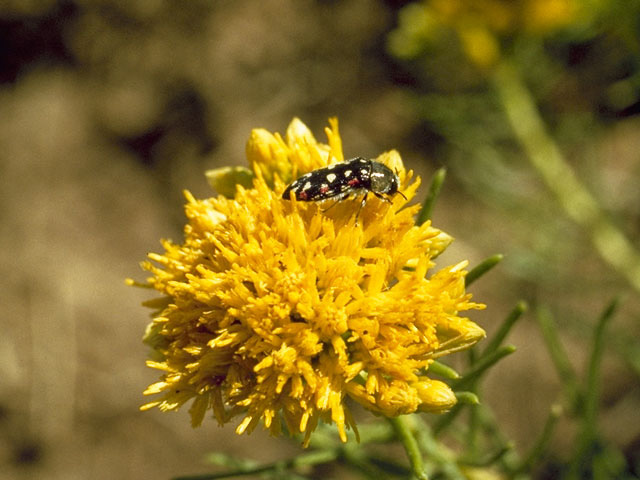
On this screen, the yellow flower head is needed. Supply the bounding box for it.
[136,118,485,445]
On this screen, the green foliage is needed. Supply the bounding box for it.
[381,2,640,477]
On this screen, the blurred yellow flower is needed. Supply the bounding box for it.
[523,0,578,33]
[457,22,501,68]
[390,0,579,67]
[135,118,485,445]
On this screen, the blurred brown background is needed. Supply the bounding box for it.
[1,1,639,479]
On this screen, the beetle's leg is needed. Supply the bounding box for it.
[321,192,349,213]
[354,193,369,225]
[373,192,393,204]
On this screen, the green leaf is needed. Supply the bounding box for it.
[481,301,527,357]
[453,345,516,391]
[454,391,480,405]
[428,360,460,379]
[465,254,503,287]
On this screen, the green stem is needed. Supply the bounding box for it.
[341,445,388,480]
[432,403,463,435]
[467,394,481,457]
[389,415,429,480]
[511,404,562,476]
[418,167,447,225]
[459,443,514,467]
[173,449,338,480]
[476,404,522,471]
[414,421,467,480]
[536,307,580,409]
[492,61,640,293]
[568,298,620,480]
[583,298,619,430]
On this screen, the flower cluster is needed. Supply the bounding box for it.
[136,118,485,445]
[389,0,579,67]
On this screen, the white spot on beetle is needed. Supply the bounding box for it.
[344,170,352,177]
[302,182,312,191]
[327,173,337,182]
